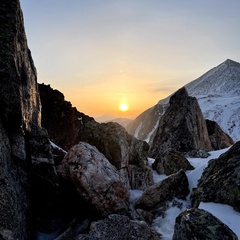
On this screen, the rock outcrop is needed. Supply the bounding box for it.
[191,141,240,212]
[58,142,130,217]
[135,170,189,211]
[206,119,234,150]
[173,208,238,240]
[150,87,212,173]
[153,149,194,175]
[0,1,59,239]
[77,214,161,240]
[39,84,153,190]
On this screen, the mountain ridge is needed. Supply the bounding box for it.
[127,59,240,143]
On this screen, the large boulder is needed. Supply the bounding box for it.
[153,149,194,175]
[135,170,189,211]
[173,208,238,240]
[58,142,130,217]
[150,87,213,172]
[206,119,234,150]
[0,1,59,239]
[76,214,161,240]
[191,141,240,212]
[39,84,153,190]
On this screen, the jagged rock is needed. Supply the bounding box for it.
[191,141,240,212]
[206,119,234,150]
[58,142,130,217]
[0,1,60,239]
[186,149,210,158]
[135,170,189,211]
[173,208,238,240]
[153,149,194,175]
[150,87,212,173]
[77,214,161,240]
[39,84,153,190]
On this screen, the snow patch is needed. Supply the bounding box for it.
[199,202,240,238]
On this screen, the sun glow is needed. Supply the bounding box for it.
[119,102,128,112]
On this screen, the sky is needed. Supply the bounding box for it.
[20,0,240,119]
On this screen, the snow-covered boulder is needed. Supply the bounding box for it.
[58,142,129,217]
[191,141,240,212]
[173,208,238,240]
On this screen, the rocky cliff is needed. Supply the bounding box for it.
[0,1,60,239]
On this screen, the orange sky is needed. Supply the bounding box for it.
[21,0,240,119]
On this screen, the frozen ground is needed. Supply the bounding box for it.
[131,147,240,239]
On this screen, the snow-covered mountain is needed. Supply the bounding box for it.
[127,59,240,143]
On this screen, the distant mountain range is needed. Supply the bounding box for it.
[127,59,240,143]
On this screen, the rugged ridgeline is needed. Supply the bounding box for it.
[0,1,59,239]
[149,87,233,174]
[127,59,240,144]
[39,83,153,191]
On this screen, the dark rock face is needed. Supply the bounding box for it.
[39,84,153,190]
[135,170,189,211]
[77,214,161,240]
[173,208,238,240]
[153,149,194,175]
[191,141,240,212]
[0,1,59,239]
[150,87,213,173]
[58,142,130,217]
[206,119,234,150]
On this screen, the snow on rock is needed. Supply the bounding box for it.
[199,202,240,239]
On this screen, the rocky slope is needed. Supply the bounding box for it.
[39,84,153,190]
[127,59,240,143]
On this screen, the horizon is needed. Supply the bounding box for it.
[20,0,240,119]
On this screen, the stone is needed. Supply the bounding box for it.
[173,208,238,240]
[77,214,161,240]
[135,170,189,211]
[58,142,130,217]
[191,141,240,212]
[149,87,213,171]
[206,119,234,150]
[153,149,194,175]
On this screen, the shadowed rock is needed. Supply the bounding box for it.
[58,142,130,217]
[76,214,161,240]
[206,119,234,150]
[191,141,240,212]
[173,208,238,240]
[0,1,59,238]
[135,170,189,211]
[153,149,194,175]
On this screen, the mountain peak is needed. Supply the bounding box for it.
[221,59,240,68]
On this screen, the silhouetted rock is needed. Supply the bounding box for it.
[0,1,59,239]
[173,208,238,240]
[39,84,153,190]
[77,214,161,240]
[191,141,240,212]
[150,87,212,173]
[153,149,194,175]
[58,142,130,217]
[206,119,234,150]
[135,170,189,211]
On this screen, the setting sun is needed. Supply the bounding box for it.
[119,102,128,112]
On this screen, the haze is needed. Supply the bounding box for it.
[20,0,240,119]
